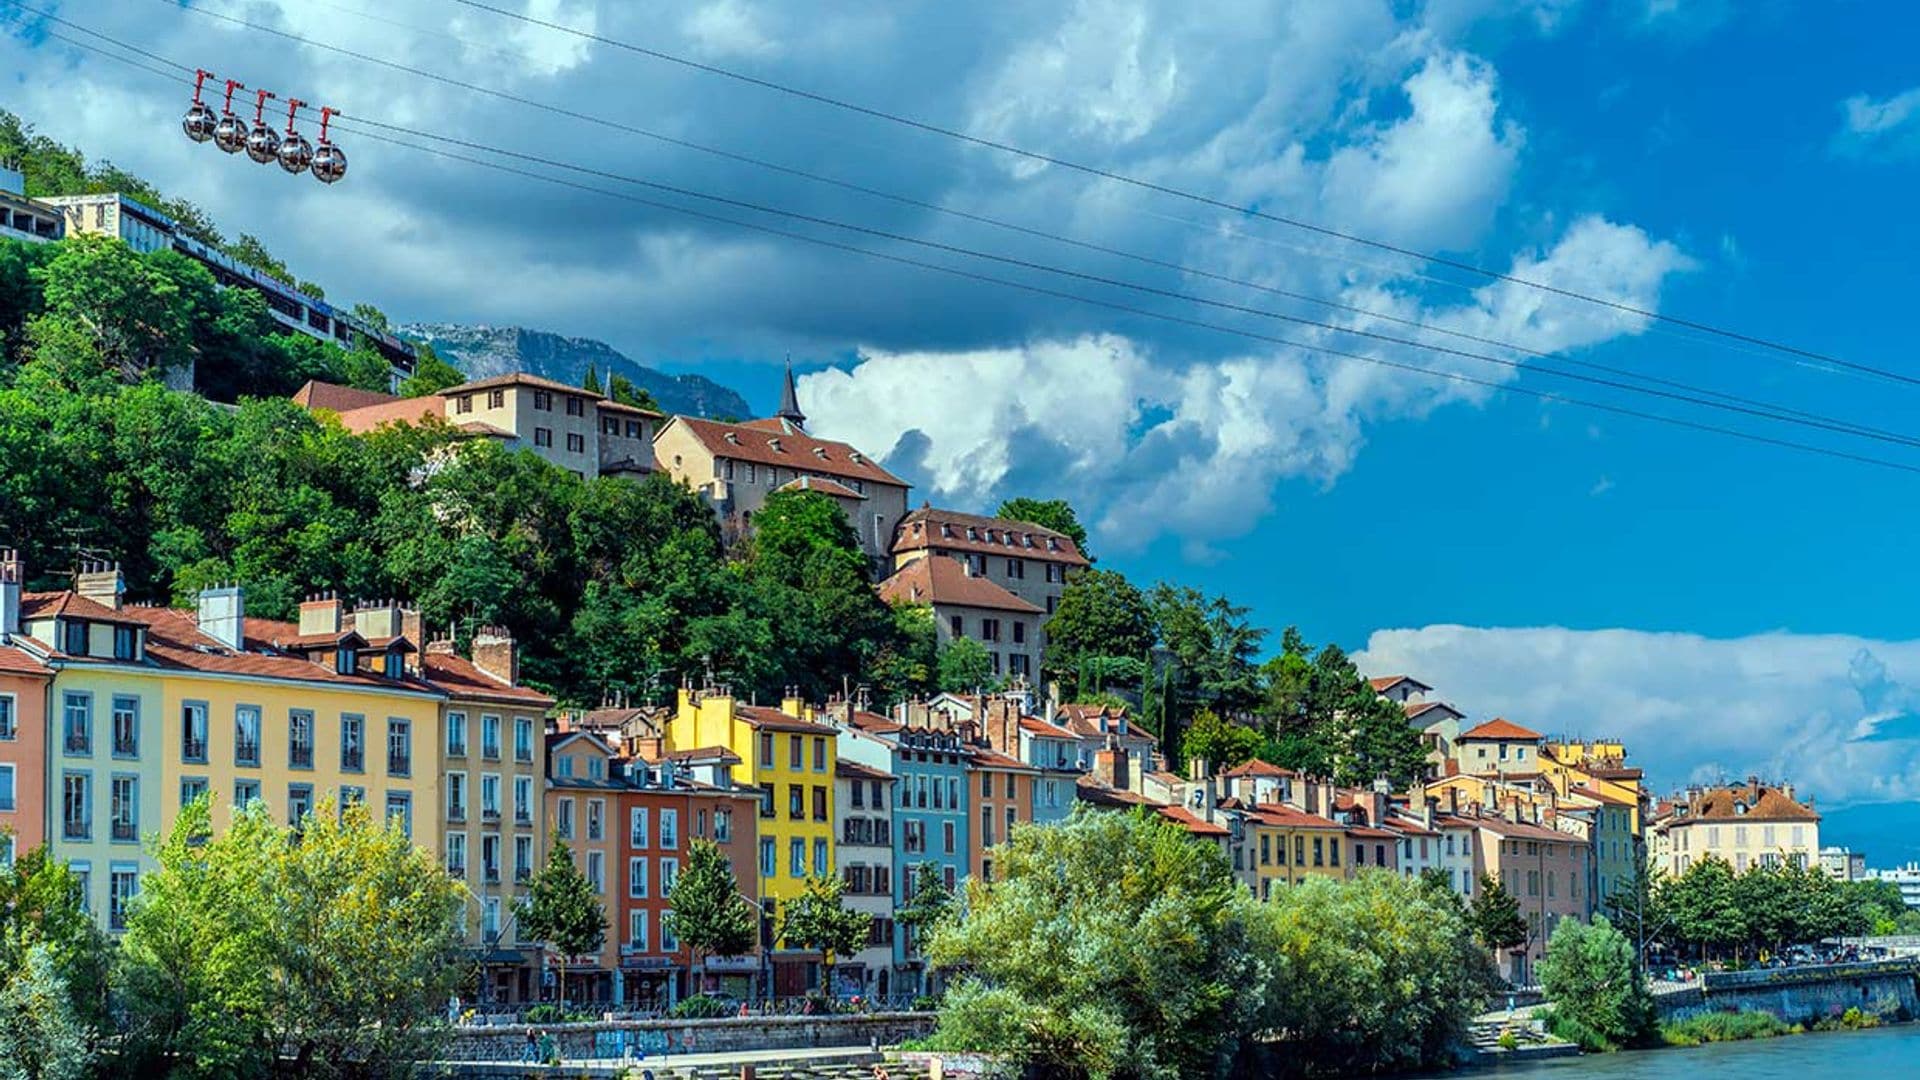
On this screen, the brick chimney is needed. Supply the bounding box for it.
[1091,741,1130,791]
[351,599,404,640]
[76,560,124,610]
[196,584,245,650]
[471,625,518,686]
[0,549,22,636]
[298,592,343,636]
[1423,794,1438,829]
[1369,779,1390,828]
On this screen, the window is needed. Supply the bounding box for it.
[515,835,533,882]
[114,624,139,660]
[0,694,13,739]
[661,857,680,893]
[981,773,993,798]
[482,897,502,938]
[630,857,649,898]
[340,715,365,771]
[110,774,137,842]
[230,705,261,767]
[812,787,828,822]
[179,776,207,808]
[586,851,604,892]
[62,773,90,839]
[111,696,139,757]
[446,833,467,876]
[108,866,138,932]
[789,735,803,770]
[761,837,776,877]
[981,618,1001,642]
[557,755,573,779]
[980,807,994,847]
[446,712,468,757]
[456,394,474,414]
[514,776,533,823]
[63,619,88,656]
[589,757,604,780]
[588,799,604,840]
[482,835,501,882]
[1012,621,1026,645]
[629,909,649,951]
[949,614,964,638]
[943,821,956,855]
[69,863,90,913]
[63,693,91,755]
[565,395,584,417]
[288,784,314,827]
[813,737,827,772]
[626,420,642,438]
[234,778,261,809]
[566,433,584,453]
[661,808,679,849]
[514,716,535,763]
[447,772,468,822]
[481,715,502,760]
[790,839,805,877]
[481,774,501,820]
[602,416,619,435]
[289,710,314,769]
[714,808,732,843]
[533,390,553,411]
[482,388,503,409]
[851,782,865,809]
[0,764,13,811]
[789,785,804,820]
[533,427,553,447]
[631,807,650,847]
[386,718,410,776]
[660,911,679,953]
[812,839,827,876]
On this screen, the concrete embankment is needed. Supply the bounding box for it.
[1655,960,1919,1025]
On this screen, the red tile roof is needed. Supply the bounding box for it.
[597,398,665,418]
[1567,785,1633,806]
[891,506,1090,566]
[1368,674,1432,693]
[969,748,1039,773]
[1459,718,1543,741]
[1386,815,1439,837]
[1405,700,1462,720]
[0,645,49,677]
[1470,815,1575,843]
[735,705,838,736]
[777,475,866,500]
[877,557,1042,614]
[1054,703,1158,744]
[1676,784,1819,823]
[420,651,554,706]
[1345,825,1400,840]
[444,372,601,397]
[835,759,896,782]
[1158,806,1230,836]
[1074,777,1161,808]
[330,396,445,435]
[668,415,907,488]
[1016,716,1077,739]
[20,591,148,627]
[292,379,399,413]
[844,710,905,735]
[1249,803,1343,830]
[1221,759,1294,778]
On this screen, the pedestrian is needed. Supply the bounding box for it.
[520,1031,538,1063]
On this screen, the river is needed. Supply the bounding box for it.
[1451,1023,1920,1077]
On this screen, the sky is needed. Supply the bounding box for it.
[8,1,1920,849]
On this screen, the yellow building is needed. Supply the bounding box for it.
[1244,804,1347,896]
[20,574,447,932]
[1539,740,1646,830]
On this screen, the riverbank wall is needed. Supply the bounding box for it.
[1656,960,1919,1025]
[443,1011,936,1063]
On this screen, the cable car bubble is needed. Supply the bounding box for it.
[213,77,247,153]
[182,69,216,143]
[311,107,347,184]
[245,88,280,164]
[277,98,312,175]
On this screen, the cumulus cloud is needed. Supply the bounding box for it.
[1835,86,1920,158]
[1354,625,1920,808]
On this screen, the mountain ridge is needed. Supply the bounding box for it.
[402,323,751,420]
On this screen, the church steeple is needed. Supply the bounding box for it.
[776,355,806,430]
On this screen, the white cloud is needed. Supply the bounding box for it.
[681,0,778,58]
[1354,625,1920,808]
[1589,475,1613,495]
[1836,86,1920,158]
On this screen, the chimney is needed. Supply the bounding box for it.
[0,549,22,636]
[471,625,518,686]
[1447,787,1461,815]
[1091,742,1130,791]
[298,592,343,636]
[196,584,245,650]
[780,687,805,719]
[1423,794,1438,829]
[352,599,403,640]
[1369,781,1390,828]
[76,560,125,610]
[1188,755,1210,783]
[425,638,458,656]
[1301,779,1320,816]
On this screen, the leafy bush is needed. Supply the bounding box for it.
[1659,1010,1798,1045]
[520,1004,595,1025]
[1537,915,1657,1052]
[1496,1030,1519,1051]
[669,995,736,1019]
[910,994,942,1013]
[1811,1006,1880,1032]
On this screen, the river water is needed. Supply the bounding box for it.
[1455,1023,1920,1077]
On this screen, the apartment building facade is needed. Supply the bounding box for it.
[877,555,1045,682]
[888,506,1090,635]
[544,729,624,1001]
[833,759,896,997]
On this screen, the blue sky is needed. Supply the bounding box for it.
[9,1,1920,848]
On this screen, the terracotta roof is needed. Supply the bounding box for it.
[1369,674,1432,693]
[835,759,895,782]
[777,475,866,500]
[1221,759,1294,778]
[660,745,743,766]
[666,415,907,488]
[1249,803,1343,830]
[891,506,1089,566]
[597,399,664,418]
[1158,806,1230,836]
[1345,825,1400,840]
[1016,716,1077,739]
[1054,703,1157,744]
[20,592,149,627]
[421,651,554,706]
[735,705,838,736]
[1405,700,1463,720]
[292,379,398,413]
[844,710,905,735]
[1459,718,1543,741]
[329,396,446,435]
[443,372,601,397]
[1073,777,1161,808]
[1567,785,1632,806]
[1676,784,1819,823]
[877,557,1042,614]
[1386,815,1439,837]
[0,645,49,677]
[1470,815,1574,843]
[1585,766,1644,780]
[969,748,1039,773]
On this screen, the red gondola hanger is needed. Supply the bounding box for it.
[245,87,280,164]
[312,106,348,184]
[278,97,313,175]
[214,78,247,153]
[182,68,216,143]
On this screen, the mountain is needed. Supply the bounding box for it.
[1821,801,1920,869]
[400,323,752,420]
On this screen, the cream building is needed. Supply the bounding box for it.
[877,556,1043,683]
[1653,778,1820,877]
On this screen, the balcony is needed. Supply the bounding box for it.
[112,818,136,843]
[483,862,500,884]
[448,804,468,824]
[446,860,466,878]
[515,865,531,883]
[182,737,207,763]
[387,752,411,777]
[235,742,261,768]
[447,739,467,758]
[113,734,137,758]
[514,809,532,826]
[64,733,90,754]
[482,807,500,823]
[290,745,314,769]
[482,742,501,762]
[62,820,89,841]
[515,747,533,764]
[342,749,364,772]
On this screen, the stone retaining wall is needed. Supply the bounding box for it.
[1658,960,1919,1025]
[446,1012,936,1063]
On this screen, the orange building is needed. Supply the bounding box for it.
[0,636,51,859]
[966,748,1038,883]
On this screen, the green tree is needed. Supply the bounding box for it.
[927,808,1265,1080]
[779,875,872,996]
[338,338,393,393]
[664,840,758,993]
[0,945,93,1080]
[118,796,465,1076]
[607,373,661,411]
[937,637,995,692]
[581,363,601,394]
[220,233,294,288]
[398,342,464,397]
[1538,915,1656,1052]
[1467,874,1527,956]
[1180,707,1261,770]
[1662,855,1744,962]
[894,863,955,967]
[517,839,608,1005]
[348,301,390,333]
[995,497,1090,559]
[1600,849,1668,968]
[1257,872,1493,1076]
[0,848,110,1032]
[1043,568,1152,697]
[868,601,938,705]
[31,233,193,380]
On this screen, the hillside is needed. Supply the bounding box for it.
[403,323,751,420]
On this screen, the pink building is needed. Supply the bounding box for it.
[0,552,51,860]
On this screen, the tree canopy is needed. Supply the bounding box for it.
[995,497,1090,558]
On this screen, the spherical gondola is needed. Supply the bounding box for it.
[245,88,280,164]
